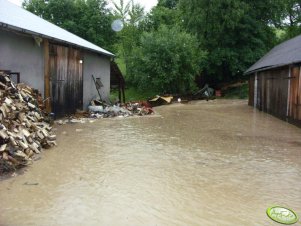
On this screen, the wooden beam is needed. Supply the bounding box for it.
[43,39,51,113]
[122,84,126,103]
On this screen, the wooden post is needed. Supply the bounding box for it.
[287,66,291,118]
[44,39,51,113]
[122,83,125,103]
[118,81,122,103]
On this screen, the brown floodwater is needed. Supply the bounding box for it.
[0,99,301,226]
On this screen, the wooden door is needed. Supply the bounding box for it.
[49,44,83,117]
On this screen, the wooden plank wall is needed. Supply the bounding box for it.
[250,66,301,125]
[256,67,289,120]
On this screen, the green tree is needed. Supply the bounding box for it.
[128,25,207,94]
[140,0,181,32]
[280,1,301,39]
[23,0,116,50]
[179,0,278,83]
[111,0,145,75]
[111,0,131,23]
[157,0,179,9]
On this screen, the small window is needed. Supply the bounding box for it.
[9,72,20,84]
[95,78,103,90]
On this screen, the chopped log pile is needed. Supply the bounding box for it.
[0,72,56,174]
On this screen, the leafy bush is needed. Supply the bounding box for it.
[127,25,207,94]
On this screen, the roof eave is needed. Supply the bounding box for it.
[244,62,301,75]
[0,22,115,58]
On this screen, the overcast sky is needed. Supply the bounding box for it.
[8,0,158,12]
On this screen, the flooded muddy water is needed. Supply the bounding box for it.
[0,99,301,226]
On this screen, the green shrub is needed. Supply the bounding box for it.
[127,25,207,94]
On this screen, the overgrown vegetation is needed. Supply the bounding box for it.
[23,0,301,97]
[223,84,249,99]
[110,86,158,102]
[23,0,117,50]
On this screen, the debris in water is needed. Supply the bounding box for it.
[23,182,39,186]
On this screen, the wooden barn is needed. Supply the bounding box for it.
[0,0,114,117]
[246,35,301,126]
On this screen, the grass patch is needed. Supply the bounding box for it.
[222,83,249,99]
[115,58,127,76]
[110,86,158,103]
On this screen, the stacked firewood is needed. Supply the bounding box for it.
[0,72,56,174]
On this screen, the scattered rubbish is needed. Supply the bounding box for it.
[70,119,84,124]
[124,101,154,116]
[88,105,104,113]
[75,129,83,132]
[55,99,155,125]
[215,90,222,97]
[57,120,64,125]
[193,84,215,100]
[0,72,56,174]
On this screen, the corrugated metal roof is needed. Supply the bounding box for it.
[0,0,114,57]
[245,34,301,74]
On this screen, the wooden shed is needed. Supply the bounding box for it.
[0,0,114,117]
[246,35,301,126]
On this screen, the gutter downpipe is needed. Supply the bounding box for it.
[254,72,258,108]
[287,65,291,119]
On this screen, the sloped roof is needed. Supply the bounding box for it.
[0,0,114,57]
[245,34,301,74]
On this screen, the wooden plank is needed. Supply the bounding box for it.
[50,45,68,117]
[43,39,51,113]
[296,67,301,122]
[289,66,300,120]
[268,67,288,119]
[66,48,83,115]
[256,72,262,110]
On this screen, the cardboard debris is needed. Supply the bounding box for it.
[0,72,56,174]
[148,95,173,107]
